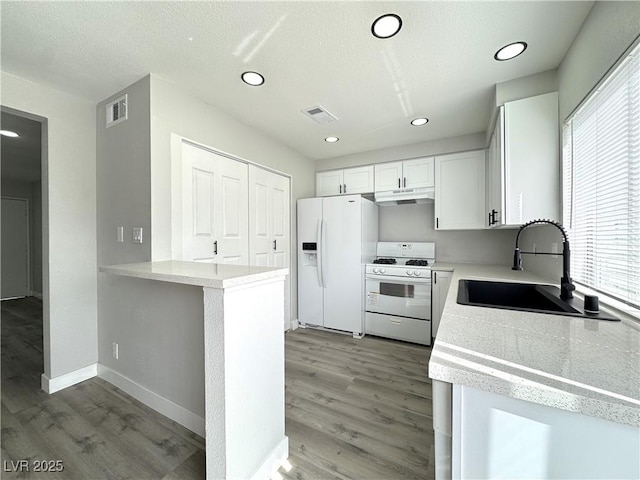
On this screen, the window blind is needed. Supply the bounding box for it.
[563,41,640,310]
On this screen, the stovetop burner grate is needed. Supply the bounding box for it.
[406,259,429,266]
[373,258,397,265]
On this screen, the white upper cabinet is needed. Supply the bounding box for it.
[487,92,560,227]
[403,157,434,189]
[374,157,434,191]
[342,166,374,194]
[435,150,486,230]
[374,161,403,191]
[316,170,344,196]
[316,165,374,196]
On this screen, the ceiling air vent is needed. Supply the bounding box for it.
[106,94,128,127]
[302,105,338,124]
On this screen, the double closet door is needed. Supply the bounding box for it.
[181,142,290,270]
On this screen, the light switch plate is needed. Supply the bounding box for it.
[133,227,143,244]
[117,226,124,243]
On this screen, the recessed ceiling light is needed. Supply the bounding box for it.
[494,42,528,61]
[371,14,402,39]
[0,130,19,137]
[325,136,339,143]
[241,71,265,86]
[411,118,429,126]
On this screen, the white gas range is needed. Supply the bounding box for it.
[364,242,435,346]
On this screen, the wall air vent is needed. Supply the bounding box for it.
[106,94,128,127]
[302,105,338,124]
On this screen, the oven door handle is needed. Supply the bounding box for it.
[365,274,432,284]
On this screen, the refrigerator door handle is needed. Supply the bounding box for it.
[320,219,328,287]
[316,219,324,287]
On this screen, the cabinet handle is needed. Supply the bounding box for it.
[488,211,493,226]
[339,184,342,194]
[434,271,437,284]
[436,217,439,229]
[398,178,401,188]
[273,239,277,251]
[403,177,406,188]
[343,183,347,193]
[214,240,218,255]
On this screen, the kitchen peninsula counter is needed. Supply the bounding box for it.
[101,260,289,480]
[100,259,288,289]
[429,262,640,427]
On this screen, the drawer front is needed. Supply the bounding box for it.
[365,312,431,346]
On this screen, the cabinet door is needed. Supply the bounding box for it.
[343,166,374,194]
[249,165,290,268]
[182,143,249,264]
[487,110,504,227]
[316,170,343,196]
[249,165,291,329]
[404,157,435,189]
[431,270,452,339]
[374,162,403,191]
[503,92,559,225]
[435,150,486,230]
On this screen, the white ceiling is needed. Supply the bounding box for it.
[0,1,593,161]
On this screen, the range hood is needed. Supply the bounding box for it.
[374,187,435,206]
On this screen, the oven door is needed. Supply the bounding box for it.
[365,274,431,320]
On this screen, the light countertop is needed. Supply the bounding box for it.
[429,262,640,427]
[100,260,288,289]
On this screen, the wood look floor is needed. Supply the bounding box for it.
[1,298,434,479]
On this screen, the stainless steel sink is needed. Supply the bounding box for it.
[456,279,619,321]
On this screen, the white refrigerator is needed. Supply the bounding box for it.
[297,195,378,336]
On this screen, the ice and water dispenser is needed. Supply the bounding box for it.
[301,242,318,266]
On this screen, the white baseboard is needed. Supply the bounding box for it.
[30,291,43,300]
[41,364,97,394]
[291,318,299,330]
[97,365,205,437]
[249,436,289,480]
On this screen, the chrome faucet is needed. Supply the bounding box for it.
[512,219,576,300]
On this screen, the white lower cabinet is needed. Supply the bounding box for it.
[365,313,431,345]
[452,384,639,479]
[435,150,486,230]
[431,269,452,339]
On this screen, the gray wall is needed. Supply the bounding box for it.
[520,1,640,281]
[1,179,42,295]
[96,75,151,266]
[379,203,516,265]
[1,71,97,379]
[97,74,315,419]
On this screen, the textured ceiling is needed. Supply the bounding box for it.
[0,1,594,160]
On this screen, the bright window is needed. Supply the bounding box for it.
[563,41,640,311]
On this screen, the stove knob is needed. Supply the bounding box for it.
[406,270,413,276]
[373,267,380,274]
[380,268,386,274]
[414,270,422,276]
